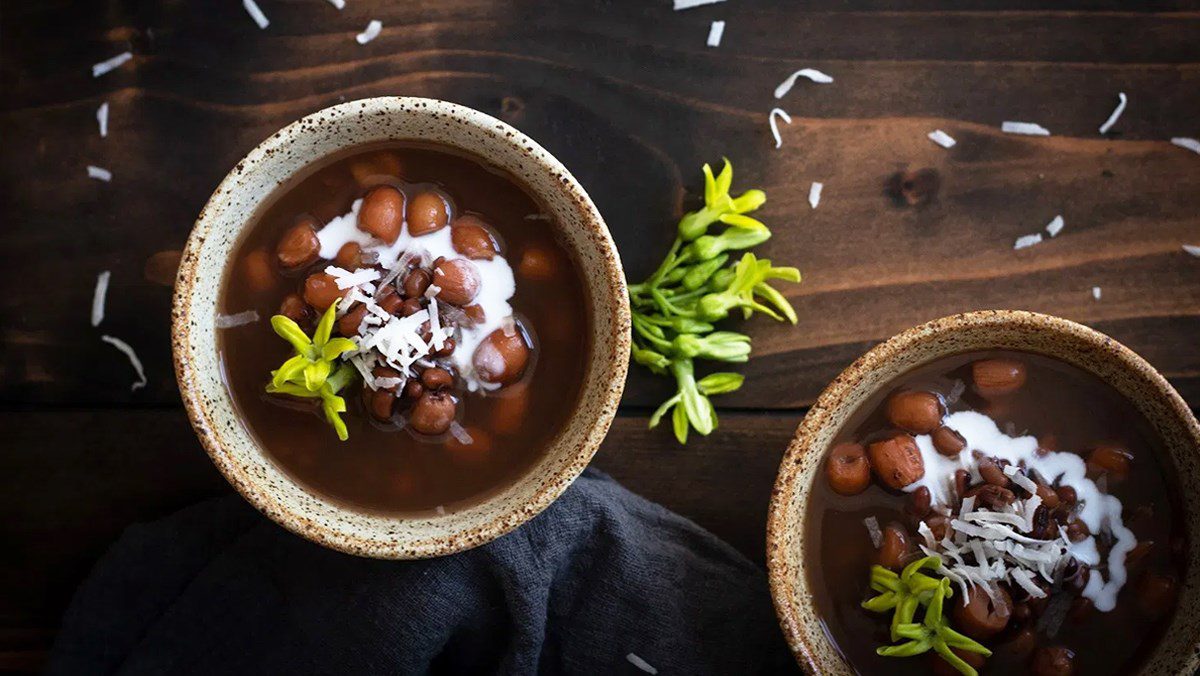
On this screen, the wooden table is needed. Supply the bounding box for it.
[3,1,1199,670]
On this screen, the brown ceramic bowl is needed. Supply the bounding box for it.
[172,97,630,558]
[766,310,1200,674]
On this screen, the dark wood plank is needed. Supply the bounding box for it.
[0,408,797,671]
[3,2,1200,408]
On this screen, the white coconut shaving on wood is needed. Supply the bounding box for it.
[1182,244,1200,257]
[1014,233,1043,250]
[1171,137,1200,155]
[101,335,147,391]
[1098,92,1127,134]
[626,653,658,674]
[1092,286,1102,301]
[216,310,260,328]
[243,0,269,29]
[927,129,956,149]
[91,271,111,327]
[356,20,382,44]
[96,102,109,138]
[673,0,724,9]
[706,20,725,47]
[92,52,132,77]
[1044,215,1064,238]
[326,0,346,8]
[1002,121,1051,136]
[768,108,791,149]
[773,68,834,99]
[87,165,112,182]
[808,182,823,209]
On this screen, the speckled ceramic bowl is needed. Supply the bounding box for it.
[766,310,1200,674]
[172,97,630,559]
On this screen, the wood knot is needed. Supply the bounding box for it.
[885,168,940,207]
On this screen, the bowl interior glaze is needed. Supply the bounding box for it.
[765,310,1200,674]
[173,97,630,559]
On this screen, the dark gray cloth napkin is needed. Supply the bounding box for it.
[48,469,798,675]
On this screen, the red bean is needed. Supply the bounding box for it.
[242,248,276,292]
[420,367,453,390]
[909,485,932,518]
[885,390,944,434]
[278,293,311,324]
[1087,444,1133,481]
[472,327,531,385]
[407,191,449,236]
[371,366,403,393]
[402,268,432,298]
[867,433,925,490]
[451,215,500,260]
[376,285,404,314]
[276,218,321,268]
[400,298,423,317]
[337,304,367,337]
[491,382,529,435]
[367,388,396,422]
[402,379,424,400]
[1055,485,1077,505]
[517,245,561,281]
[432,259,481,306]
[358,185,404,243]
[432,337,456,358]
[825,442,871,496]
[972,358,1027,397]
[877,523,910,570]
[334,241,363,270]
[463,303,487,324]
[977,457,1010,487]
[409,390,457,435]
[953,585,1011,639]
[932,425,966,456]
[303,272,348,310]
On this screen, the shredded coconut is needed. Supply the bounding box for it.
[1098,93,1127,134]
[92,52,132,77]
[774,68,834,98]
[326,0,346,8]
[626,653,658,674]
[356,19,382,44]
[87,165,112,182]
[1092,286,1102,301]
[96,102,109,138]
[91,271,110,327]
[243,0,269,28]
[672,0,724,9]
[326,265,381,289]
[1002,121,1051,136]
[101,335,147,391]
[768,108,791,149]
[863,516,882,548]
[1044,215,1064,238]
[808,182,823,209]
[1014,233,1042,250]
[706,20,725,47]
[1170,137,1200,155]
[1183,244,1200,258]
[216,310,260,328]
[448,421,474,445]
[927,129,956,149]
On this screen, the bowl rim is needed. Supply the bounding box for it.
[765,309,1200,673]
[171,96,631,559]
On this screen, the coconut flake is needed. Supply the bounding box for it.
[326,0,345,8]
[1098,93,1127,135]
[774,68,834,98]
[101,335,147,391]
[927,129,956,149]
[863,516,883,548]
[356,19,382,44]
[706,20,725,47]
[946,379,967,405]
[1182,244,1200,258]
[434,504,446,515]
[243,0,269,28]
[448,421,474,445]
[1014,233,1042,250]
[92,52,132,77]
[1002,121,1051,136]
[1092,286,1102,300]
[1044,215,1064,238]
[216,310,260,328]
[768,108,792,149]
[1004,465,1039,494]
[808,182,823,209]
[87,165,112,182]
[91,271,111,327]
[626,653,658,674]
[96,102,110,138]
[1170,137,1200,155]
[326,265,381,289]
[673,0,724,9]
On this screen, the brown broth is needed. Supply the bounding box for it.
[806,350,1187,675]
[218,143,590,514]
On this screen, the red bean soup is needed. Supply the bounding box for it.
[218,142,590,515]
[808,351,1186,676]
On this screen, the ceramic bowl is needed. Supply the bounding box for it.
[172,97,630,559]
[765,310,1200,674]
